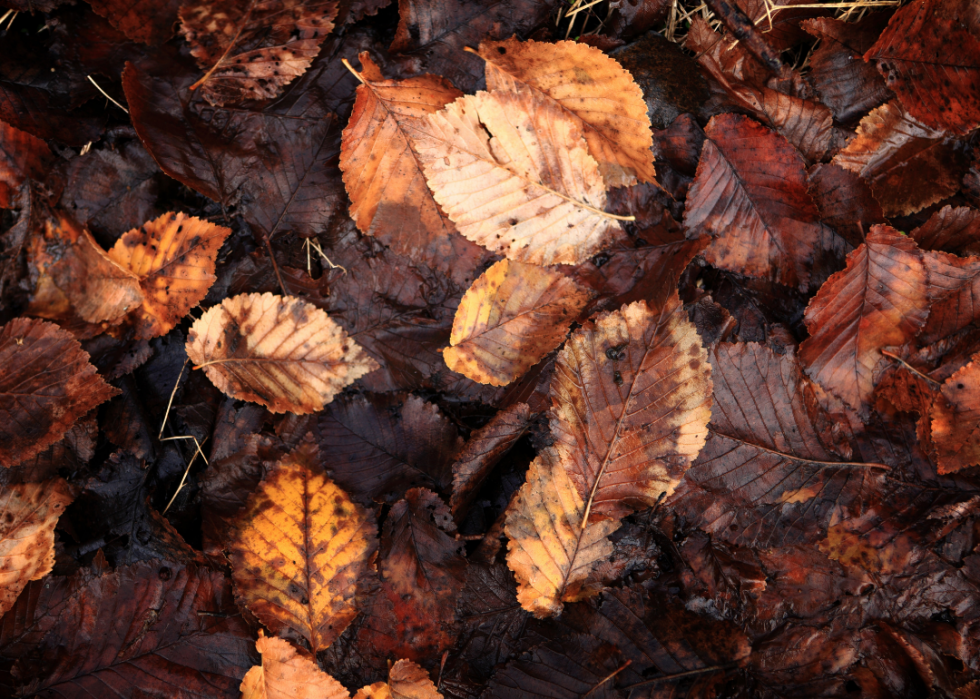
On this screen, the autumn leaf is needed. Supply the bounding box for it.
[799,225,929,414]
[911,205,980,256]
[108,211,232,339]
[920,249,980,344]
[807,163,885,246]
[353,659,442,699]
[444,260,594,386]
[0,120,52,208]
[0,479,73,617]
[684,113,836,291]
[931,359,980,474]
[506,294,712,615]
[0,318,118,468]
[241,631,349,699]
[87,0,180,44]
[340,53,488,286]
[228,445,378,654]
[186,292,378,414]
[832,101,968,216]
[476,37,655,188]
[179,0,339,105]
[865,0,980,135]
[411,83,627,266]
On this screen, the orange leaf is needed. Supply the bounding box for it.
[931,359,980,474]
[186,292,378,414]
[0,479,73,617]
[228,446,378,654]
[0,318,118,467]
[478,38,655,188]
[241,632,349,699]
[108,211,232,339]
[179,0,338,105]
[444,260,594,386]
[352,659,442,699]
[799,225,929,414]
[412,84,626,266]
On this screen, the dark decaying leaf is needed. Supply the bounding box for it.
[911,205,980,256]
[0,119,52,209]
[807,162,885,247]
[87,0,181,45]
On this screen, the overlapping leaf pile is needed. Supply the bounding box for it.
[2,0,980,696]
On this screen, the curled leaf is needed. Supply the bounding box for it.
[186,292,378,414]
[353,659,442,699]
[241,632,349,699]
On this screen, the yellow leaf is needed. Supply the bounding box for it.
[352,659,443,699]
[444,259,593,386]
[228,446,377,654]
[0,479,73,617]
[478,38,655,188]
[109,212,232,339]
[412,83,626,266]
[240,631,349,699]
[186,292,378,414]
[506,294,713,616]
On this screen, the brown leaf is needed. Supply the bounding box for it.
[357,488,466,665]
[833,101,968,216]
[87,0,180,44]
[228,445,378,654]
[179,0,339,105]
[353,659,442,699]
[450,402,531,522]
[186,292,378,414]
[0,318,118,468]
[865,0,980,135]
[0,479,73,617]
[684,113,836,291]
[800,225,930,413]
[921,250,980,344]
[931,359,980,474]
[445,260,594,386]
[241,631,350,699]
[478,38,656,188]
[911,205,980,256]
[412,84,625,266]
[0,119,52,209]
[340,53,487,287]
[807,163,885,246]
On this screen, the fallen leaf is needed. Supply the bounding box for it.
[478,38,655,188]
[412,84,625,266]
[228,445,378,653]
[833,101,968,216]
[684,113,834,291]
[444,260,594,386]
[0,119,52,208]
[186,292,378,414]
[0,479,73,617]
[353,659,442,699]
[911,205,980,256]
[241,631,350,699]
[865,0,980,135]
[931,359,980,474]
[340,53,488,287]
[807,163,885,246]
[179,0,339,105]
[0,318,118,468]
[800,225,929,413]
[87,0,180,44]
[920,250,980,344]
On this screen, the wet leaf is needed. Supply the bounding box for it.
[444,260,593,386]
[228,445,378,654]
[412,84,624,266]
[0,120,52,209]
[179,0,339,105]
[186,292,378,414]
[0,318,117,468]
[241,631,350,699]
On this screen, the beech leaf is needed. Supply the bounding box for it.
[0,119,52,208]
[352,659,442,699]
[186,292,378,414]
[931,359,980,474]
[241,631,350,699]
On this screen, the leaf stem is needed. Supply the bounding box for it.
[341,58,366,84]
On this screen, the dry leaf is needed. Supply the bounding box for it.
[477,38,655,188]
[799,225,929,413]
[444,260,594,386]
[228,445,378,654]
[833,101,967,216]
[0,318,118,467]
[179,0,339,105]
[186,292,378,414]
[108,211,232,339]
[340,53,487,286]
[241,631,350,699]
[506,294,712,615]
[931,359,980,474]
[412,83,625,266]
[0,479,73,617]
[353,659,442,699]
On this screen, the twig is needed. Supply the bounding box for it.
[880,350,942,387]
[623,664,734,691]
[702,0,791,80]
[584,660,632,697]
[87,75,129,114]
[157,359,211,514]
[304,237,347,277]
